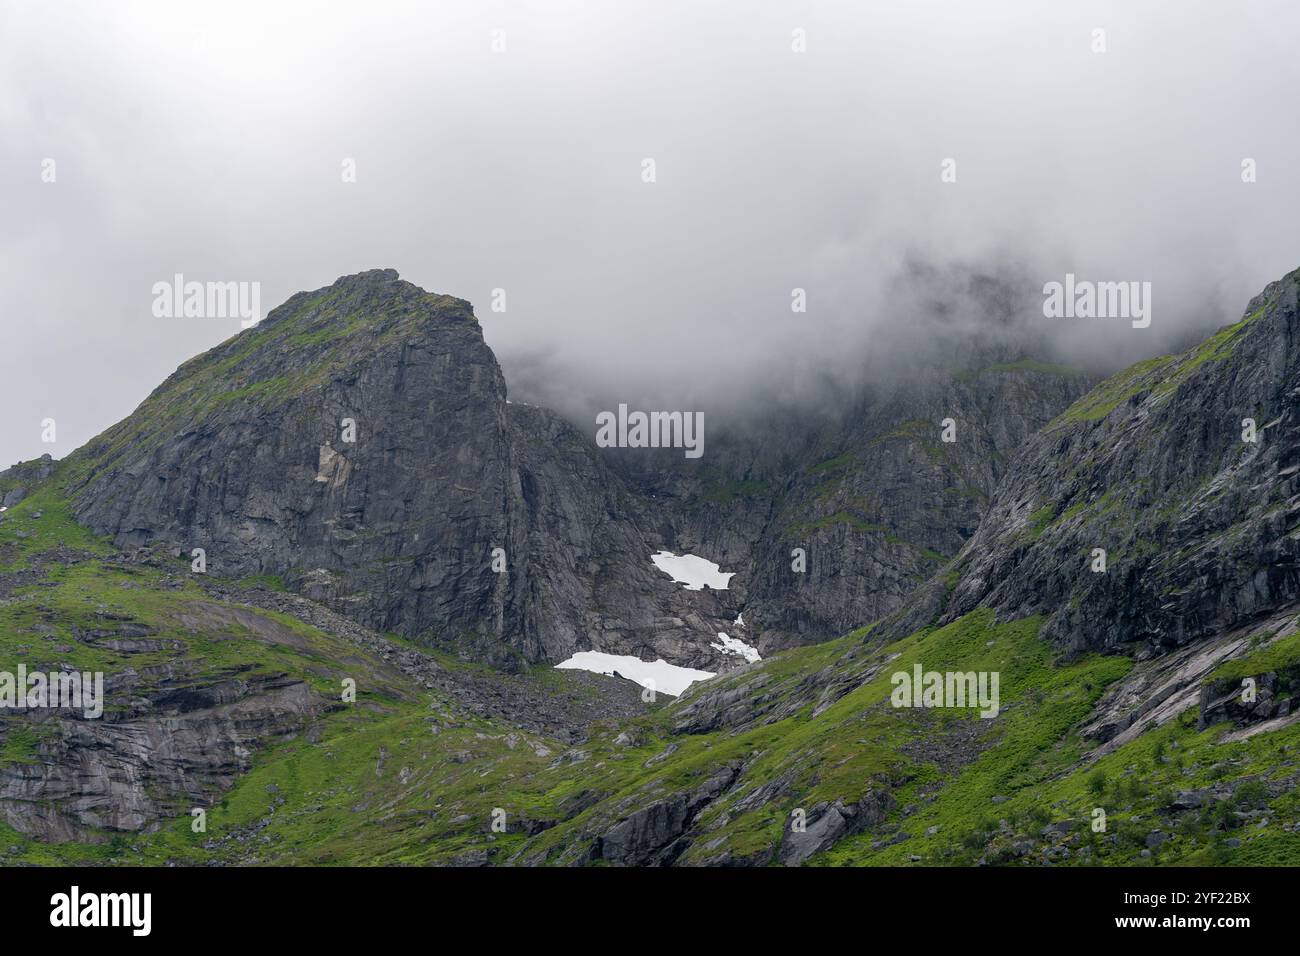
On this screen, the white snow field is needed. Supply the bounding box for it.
[650,551,735,590]
[555,651,716,696]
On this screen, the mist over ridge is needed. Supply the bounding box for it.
[3,0,1298,467]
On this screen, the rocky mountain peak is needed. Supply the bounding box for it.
[56,271,1098,674]
[884,266,1300,655]
[257,268,477,341]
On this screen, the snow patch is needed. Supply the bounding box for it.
[711,631,761,663]
[555,651,715,697]
[650,550,734,590]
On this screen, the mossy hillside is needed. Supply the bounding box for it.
[231,610,1126,866]
[823,658,1300,867]
[682,613,1070,861]
[1207,626,1300,685]
[0,694,424,865]
[1051,306,1266,429]
[141,697,554,866]
[87,608,1016,863]
[0,668,585,866]
[286,605,1296,868]
[701,479,772,505]
[0,616,628,867]
[788,511,886,536]
[0,486,162,675]
[857,708,1300,867]
[768,613,1127,865]
[0,723,51,765]
[0,483,111,571]
[0,563,415,702]
[1052,356,1177,425]
[4,571,1298,866]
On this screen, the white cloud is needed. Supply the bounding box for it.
[3,1,1298,465]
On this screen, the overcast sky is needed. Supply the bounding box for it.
[2,0,1298,466]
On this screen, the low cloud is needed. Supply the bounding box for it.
[2,0,1297,464]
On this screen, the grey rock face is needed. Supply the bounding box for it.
[778,789,894,865]
[503,403,741,670]
[887,267,1300,656]
[581,357,1093,656]
[1074,609,1278,756]
[1199,666,1297,730]
[72,270,520,654]
[1171,790,1215,810]
[0,658,322,840]
[593,762,740,865]
[735,362,1092,651]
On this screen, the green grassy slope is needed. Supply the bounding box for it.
[7,477,1295,868]
[13,595,1292,867]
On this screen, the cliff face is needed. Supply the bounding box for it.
[731,360,1092,650]
[891,267,1300,657]
[64,269,1093,671]
[69,270,521,661]
[501,401,741,670]
[593,359,1093,656]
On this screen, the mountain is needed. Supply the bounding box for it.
[2,267,1299,866]
[63,270,736,672]
[59,268,1089,669]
